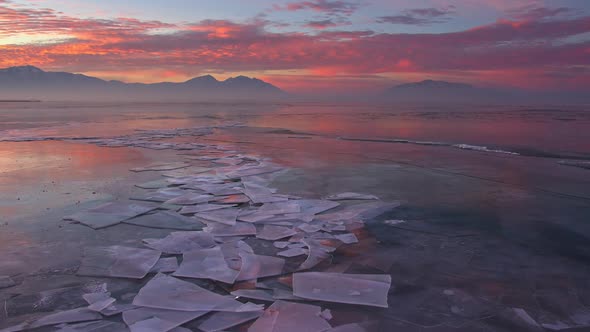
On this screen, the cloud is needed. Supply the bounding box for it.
[377,6,456,25]
[506,5,573,21]
[303,18,351,29]
[0,1,588,91]
[272,0,361,16]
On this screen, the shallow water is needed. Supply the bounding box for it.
[1,101,590,331]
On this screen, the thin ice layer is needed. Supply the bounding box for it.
[132,274,249,312]
[28,308,103,329]
[198,310,263,332]
[65,202,157,229]
[55,321,129,332]
[77,246,161,279]
[143,231,216,254]
[292,272,391,308]
[173,247,239,284]
[123,211,205,230]
[247,301,331,332]
[130,162,190,172]
[150,257,179,273]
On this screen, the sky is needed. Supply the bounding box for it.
[0,0,589,94]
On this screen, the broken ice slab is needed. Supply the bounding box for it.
[258,201,301,215]
[173,247,240,284]
[100,303,137,317]
[55,321,129,332]
[123,211,205,230]
[325,192,379,201]
[238,210,276,223]
[77,245,161,279]
[277,248,308,258]
[297,223,322,233]
[135,179,171,190]
[273,241,290,249]
[196,208,240,226]
[26,308,103,329]
[225,164,283,179]
[150,257,179,273]
[83,290,116,312]
[130,188,186,203]
[195,182,244,196]
[130,162,190,172]
[132,274,251,312]
[247,300,332,332]
[295,199,340,215]
[298,240,332,271]
[256,225,298,241]
[199,310,264,332]
[65,202,157,229]
[0,275,16,289]
[143,231,216,254]
[242,182,286,204]
[335,233,359,244]
[292,272,392,308]
[179,203,236,215]
[236,252,285,281]
[214,194,251,204]
[204,222,257,237]
[123,307,207,332]
[161,166,212,178]
[164,192,215,205]
[231,289,275,302]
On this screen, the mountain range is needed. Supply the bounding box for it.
[0,66,587,103]
[0,66,285,101]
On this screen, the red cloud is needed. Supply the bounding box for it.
[0,1,589,92]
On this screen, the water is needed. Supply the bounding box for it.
[1,101,590,330]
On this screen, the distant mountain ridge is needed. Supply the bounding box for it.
[0,66,286,101]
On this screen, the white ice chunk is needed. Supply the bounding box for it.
[335,233,359,244]
[77,246,161,279]
[292,272,391,308]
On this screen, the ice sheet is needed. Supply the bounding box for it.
[196,208,240,226]
[198,310,264,332]
[179,204,236,215]
[65,202,157,229]
[236,253,285,281]
[27,308,103,329]
[294,199,340,215]
[277,248,308,258]
[204,222,257,237]
[164,193,215,205]
[130,162,190,172]
[123,307,207,332]
[150,257,179,273]
[173,247,239,284]
[292,272,391,308]
[124,211,205,230]
[130,188,186,203]
[247,301,331,332]
[132,274,247,312]
[143,231,216,254]
[257,225,298,241]
[77,246,161,279]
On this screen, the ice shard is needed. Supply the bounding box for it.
[123,211,205,230]
[173,247,240,284]
[247,301,331,332]
[77,246,161,279]
[143,231,216,254]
